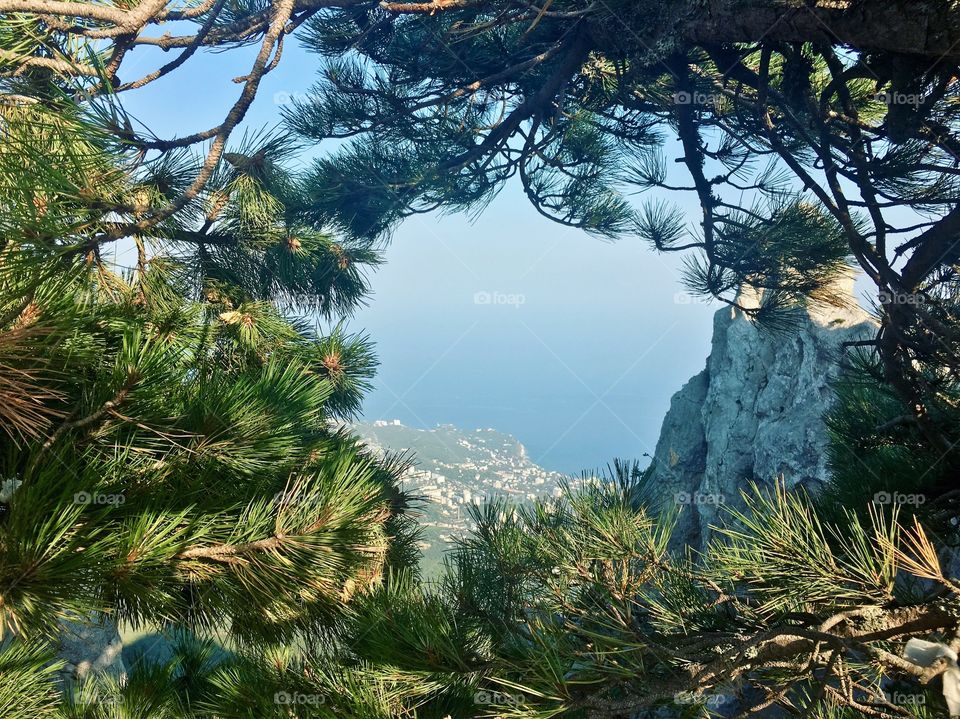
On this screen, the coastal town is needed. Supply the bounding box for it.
[351,420,570,558]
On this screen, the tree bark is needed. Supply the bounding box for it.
[686,0,960,62]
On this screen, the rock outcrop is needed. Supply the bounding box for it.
[647,284,876,550]
[56,614,127,684]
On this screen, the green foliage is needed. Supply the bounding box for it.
[316,471,957,718]
[710,482,898,613]
[287,1,960,483]
[0,262,411,639]
[302,324,378,420]
[817,351,960,550]
[0,641,62,718]
[0,76,418,716]
[2,3,960,717]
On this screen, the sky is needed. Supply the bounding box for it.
[117,34,723,474]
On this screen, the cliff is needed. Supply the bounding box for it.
[647,286,876,550]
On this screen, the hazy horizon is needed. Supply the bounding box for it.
[119,36,727,475]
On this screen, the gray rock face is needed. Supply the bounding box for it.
[648,289,876,550]
[56,614,126,683]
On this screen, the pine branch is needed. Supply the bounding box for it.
[39,370,139,451]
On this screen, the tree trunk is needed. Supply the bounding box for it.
[686,0,960,61]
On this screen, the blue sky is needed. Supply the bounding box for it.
[349,194,718,473]
[117,34,722,474]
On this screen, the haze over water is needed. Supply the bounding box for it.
[118,38,719,475]
[351,193,718,474]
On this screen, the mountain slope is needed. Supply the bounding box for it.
[351,421,567,565]
[647,285,876,550]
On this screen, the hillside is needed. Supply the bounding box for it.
[351,420,569,567]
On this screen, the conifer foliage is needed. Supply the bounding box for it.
[1,0,960,717]
[0,61,417,719]
[288,0,960,488]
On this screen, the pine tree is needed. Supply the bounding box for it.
[4,0,958,489]
[281,6,960,715]
[2,2,960,717]
[0,76,419,717]
[243,465,956,718]
[286,0,960,481]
